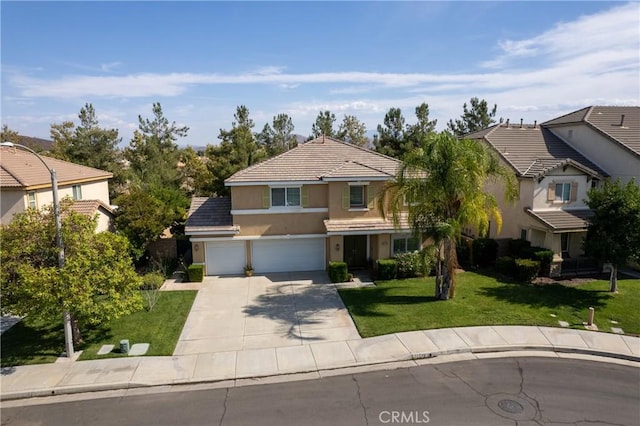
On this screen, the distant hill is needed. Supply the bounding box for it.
[17,136,53,152]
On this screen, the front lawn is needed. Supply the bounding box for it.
[1,291,197,367]
[338,272,639,338]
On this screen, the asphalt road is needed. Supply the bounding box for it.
[2,357,639,426]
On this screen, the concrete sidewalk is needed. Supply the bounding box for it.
[2,325,639,401]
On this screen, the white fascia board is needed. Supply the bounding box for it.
[185,229,240,236]
[322,177,390,182]
[226,180,326,187]
[191,233,327,242]
[231,207,328,215]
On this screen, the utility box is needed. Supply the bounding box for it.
[120,339,130,354]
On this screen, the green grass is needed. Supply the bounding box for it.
[1,291,197,367]
[338,272,640,338]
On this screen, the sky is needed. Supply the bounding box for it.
[1,1,639,147]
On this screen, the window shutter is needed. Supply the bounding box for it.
[570,181,578,202]
[547,183,555,201]
[367,186,376,209]
[301,186,309,207]
[262,187,270,208]
[342,185,350,209]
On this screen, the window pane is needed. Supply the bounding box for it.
[555,184,563,201]
[28,192,36,208]
[286,187,300,206]
[72,185,82,201]
[271,188,285,206]
[393,238,406,254]
[407,237,420,252]
[350,186,364,207]
[562,183,571,201]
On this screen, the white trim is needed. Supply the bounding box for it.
[322,177,391,182]
[348,208,369,212]
[186,229,240,236]
[226,180,326,187]
[347,181,370,186]
[191,233,327,242]
[231,207,328,215]
[327,230,402,236]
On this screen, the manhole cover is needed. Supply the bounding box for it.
[497,399,524,414]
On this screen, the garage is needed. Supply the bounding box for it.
[251,238,325,273]
[205,240,246,275]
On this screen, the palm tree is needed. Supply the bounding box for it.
[379,132,517,299]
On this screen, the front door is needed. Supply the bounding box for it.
[344,235,367,268]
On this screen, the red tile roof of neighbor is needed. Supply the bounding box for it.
[225,136,401,184]
[0,146,112,189]
[68,199,114,216]
[543,106,640,158]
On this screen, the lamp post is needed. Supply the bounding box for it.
[1,142,74,358]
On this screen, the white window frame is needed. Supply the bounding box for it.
[271,186,301,208]
[72,184,82,201]
[27,191,37,209]
[391,234,420,256]
[555,182,571,202]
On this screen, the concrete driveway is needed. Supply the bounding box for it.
[174,272,361,355]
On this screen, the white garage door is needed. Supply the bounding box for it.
[205,240,246,275]
[252,238,325,273]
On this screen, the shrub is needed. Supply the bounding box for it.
[456,238,472,268]
[496,256,516,276]
[328,261,348,283]
[532,250,554,276]
[187,264,204,282]
[508,239,531,257]
[140,272,164,311]
[395,252,423,278]
[472,238,498,267]
[376,259,397,280]
[514,258,540,283]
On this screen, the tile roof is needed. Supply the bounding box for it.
[525,208,593,232]
[226,137,400,184]
[324,216,410,234]
[0,146,112,188]
[467,124,608,178]
[543,106,640,158]
[185,197,238,234]
[68,199,114,216]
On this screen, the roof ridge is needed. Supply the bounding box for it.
[541,106,591,126]
[583,105,595,122]
[315,136,402,164]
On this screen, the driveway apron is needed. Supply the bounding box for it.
[174,271,361,355]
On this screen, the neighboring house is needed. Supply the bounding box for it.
[186,136,415,275]
[543,106,640,183]
[467,121,609,276]
[0,146,114,232]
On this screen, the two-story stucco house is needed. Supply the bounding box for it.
[0,146,114,232]
[467,122,610,276]
[186,136,416,275]
[542,106,640,183]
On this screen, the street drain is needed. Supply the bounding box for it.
[497,399,524,414]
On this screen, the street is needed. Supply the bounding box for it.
[2,357,639,426]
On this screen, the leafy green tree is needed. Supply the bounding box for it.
[447,97,501,136]
[337,114,368,147]
[49,104,127,199]
[379,132,517,299]
[373,107,406,158]
[178,146,212,196]
[257,113,297,157]
[584,179,640,292]
[1,203,142,345]
[405,102,437,148]
[310,110,336,138]
[206,105,266,196]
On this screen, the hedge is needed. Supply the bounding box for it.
[187,264,204,282]
[508,239,531,257]
[472,238,498,267]
[532,250,554,276]
[376,259,398,280]
[328,261,348,283]
[514,258,540,283]
[496,256,516,276]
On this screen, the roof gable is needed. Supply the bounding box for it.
[225,137,400,184]
[0,147,112,188]
[468,124,608,178]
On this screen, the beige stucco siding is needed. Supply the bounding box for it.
[377,233,391,260]
[328,235,343,263]
[0,189,26,225]
[550,125,639,182]
[231,184,328,210]
[234,212,327,236]
[482,176,534,240]
[31,180,110,207]
[192,242,205,263]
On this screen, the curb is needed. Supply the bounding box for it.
[2,346,638,402]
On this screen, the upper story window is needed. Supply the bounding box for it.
[349,185,365,208]
[555,183,571,202]
[27,191,37,209]
[392,235,420,255]
[548,181,577,203]
[271,187,300,207]
[72,185,83,201]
